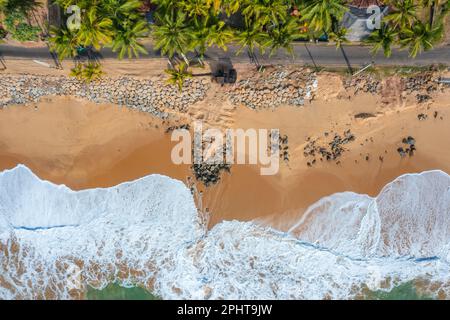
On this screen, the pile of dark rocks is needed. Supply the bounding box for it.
[227,67,317,109]
[404,73,436,92]
[190,137,232,186]
[344,74,381,95]
[165,124,190,133]
[417,113,428,121]
[304,130,356,166]
[397,136,416,158]
[191,163,231,186]
[279,134,289,162]
[404,72,439,103]
[268,132,289,162]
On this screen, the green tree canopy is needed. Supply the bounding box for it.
[400,20,444,57]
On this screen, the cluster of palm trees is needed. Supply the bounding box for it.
[151,0,349,88]
[48,0,149,81]
[44,0,449,85]
[367,0,449,58]
[151,0,296,86]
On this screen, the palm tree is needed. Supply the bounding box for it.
[69,63,84,79]
[203,20,234,51]
[267,17,301,57]
[49,0,150,67]
[191,16,234,60]
[112,19,149,59]
[82,61,104,82]
[222,0,240,16]
[329,27,352,74]
[153,10,195,60]
[165,62,193,91]
[70,61,104,82]
[235,21,270,68]
[241,0,288,26]
[180,0,211,18]
[205,0,224,13]
[101,0,142,20]
[300,0,348,33]
[366,24,398,58]
[150,0,178,13]
[400,20,444,57]
[385,0,418,28]
[48,25,79,61]
[77,7,114,51]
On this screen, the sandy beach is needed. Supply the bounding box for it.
[1,68,449,230]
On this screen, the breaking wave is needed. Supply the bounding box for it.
[0,165,449,299]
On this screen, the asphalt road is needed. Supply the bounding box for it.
[1,41,449,68]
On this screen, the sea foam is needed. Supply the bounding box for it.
[0,165,449,299]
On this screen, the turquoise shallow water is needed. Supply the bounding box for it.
[86,281,433,300]
[366,282,433,300]
[86,283,160,300]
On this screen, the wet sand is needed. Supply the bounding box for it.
[0,96,191,187]
[1,76,449,230]
[205,90,450,229]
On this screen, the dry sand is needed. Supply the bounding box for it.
[0,58,195,78]
[1,72,449,230]
[0,96,191,186]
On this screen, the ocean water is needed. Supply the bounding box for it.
[367,281,433,300]
[86,283,159,300]
[0,165,449,299]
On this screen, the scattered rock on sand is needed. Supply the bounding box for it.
[344,74,381,95]
[398,136,417,158]
[417,113,428,121]
[304,129,355,166]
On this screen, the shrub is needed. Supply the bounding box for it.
[70,62,104,82]
[11,22,40,41]
[4,10,41,41]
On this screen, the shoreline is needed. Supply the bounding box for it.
[1,67,449,229]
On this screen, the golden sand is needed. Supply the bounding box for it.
[1,73,449,230]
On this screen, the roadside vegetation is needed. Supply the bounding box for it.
[367,0,449,58]
[0,0,43,42]
[47,0,149,81]
[1,1,448,85]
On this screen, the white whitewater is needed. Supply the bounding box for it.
[0,165,449,299]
